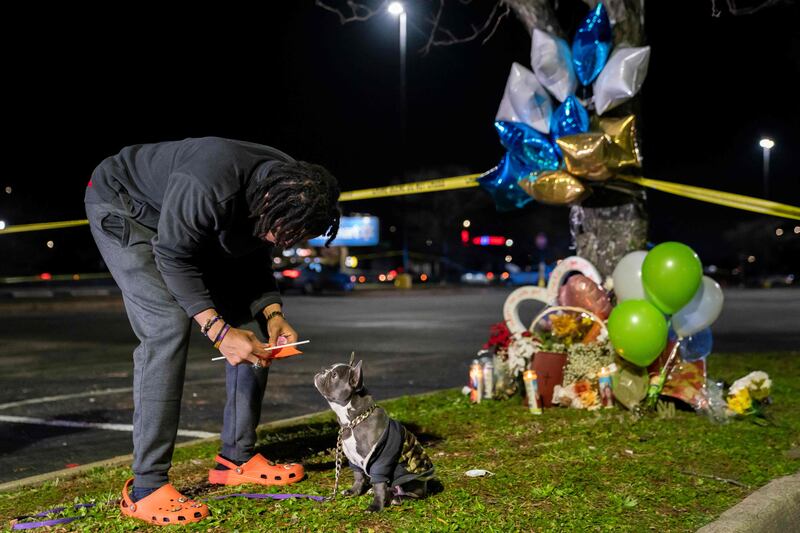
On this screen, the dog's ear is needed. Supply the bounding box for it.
[349,360,363,390]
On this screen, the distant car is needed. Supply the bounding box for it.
[460,271,493,285]
[506,264,555,286]
[760,274,796,288]
[276,263,354,294]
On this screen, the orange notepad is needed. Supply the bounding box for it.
[268,345,303,359]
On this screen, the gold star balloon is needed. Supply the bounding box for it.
[556,133,614,181]
[520,170,589,205]
[596,114,641,168]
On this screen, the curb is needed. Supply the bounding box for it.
[696,471,800,533]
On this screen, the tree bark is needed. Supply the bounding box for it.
[582,0,645,46]
[503,0,563,37]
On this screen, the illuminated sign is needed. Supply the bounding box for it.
[308,216,380,247]
[471,235,507,246]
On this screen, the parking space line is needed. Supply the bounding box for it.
[0,414,216,438]
[0,377,226,411]
[0,387,134,410]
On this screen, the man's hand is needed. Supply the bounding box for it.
[267,315,298,347]
[263,304,298,347]
[217,327,273,367]
[194,308,271,367]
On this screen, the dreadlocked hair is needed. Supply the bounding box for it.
[250,160,341,248]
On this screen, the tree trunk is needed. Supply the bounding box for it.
[503,0,562,36]
[570,194,649,278]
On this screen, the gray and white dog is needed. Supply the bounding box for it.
[314,359,435,512]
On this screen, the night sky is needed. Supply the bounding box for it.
[1,0,798,277]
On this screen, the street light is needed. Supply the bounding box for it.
[388,1,408,270]
[387,1,404,15]
[387,1,406,148]
[759,138,774,198]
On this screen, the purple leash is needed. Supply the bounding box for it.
[12,493,324,530]
[208,492,325,502]
[12,503,96,530]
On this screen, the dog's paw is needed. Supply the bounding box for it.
[366,503,384,513]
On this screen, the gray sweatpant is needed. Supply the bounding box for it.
[86,200,270,489]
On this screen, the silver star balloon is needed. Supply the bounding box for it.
[530,28,577,103]
[496,62,553,134]
[593,46,651,115]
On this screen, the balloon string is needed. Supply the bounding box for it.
[646,339,681,409]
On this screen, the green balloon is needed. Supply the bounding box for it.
[607,300,668,367]
[641,242,703,314]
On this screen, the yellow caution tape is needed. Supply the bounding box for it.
[338,173,481,201]
[0,219,90,235]
[619,176,800,220]
[1,171,797,235]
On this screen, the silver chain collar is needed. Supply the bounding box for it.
[330,403,377,499]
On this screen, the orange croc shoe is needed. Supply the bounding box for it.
[208,454,305,486]
[119,478,209,526]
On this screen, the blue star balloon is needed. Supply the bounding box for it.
[679,327,713,362]
[495,121,560,174]
[478,154,535,212]
[549,96,590,148]
[572,2,612,86]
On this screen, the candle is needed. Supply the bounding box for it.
[598,367,614,409]
[482,358,494,400]
[523,370,542,414]
[469,360,483,404]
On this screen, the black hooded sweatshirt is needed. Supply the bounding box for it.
[85,136,293,318]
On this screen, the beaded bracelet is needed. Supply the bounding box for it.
[213,323,231,349]
[265,310,284,323]
[201,315,222,337]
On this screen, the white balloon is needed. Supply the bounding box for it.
[611,250,647,302]
[593,46,651,115]
[672,276,724,338]
[496,62,553,134]
[530,29,577,103]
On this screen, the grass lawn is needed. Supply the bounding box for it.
[2,351,799,532]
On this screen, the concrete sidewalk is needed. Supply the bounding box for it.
[697,471,800,533]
